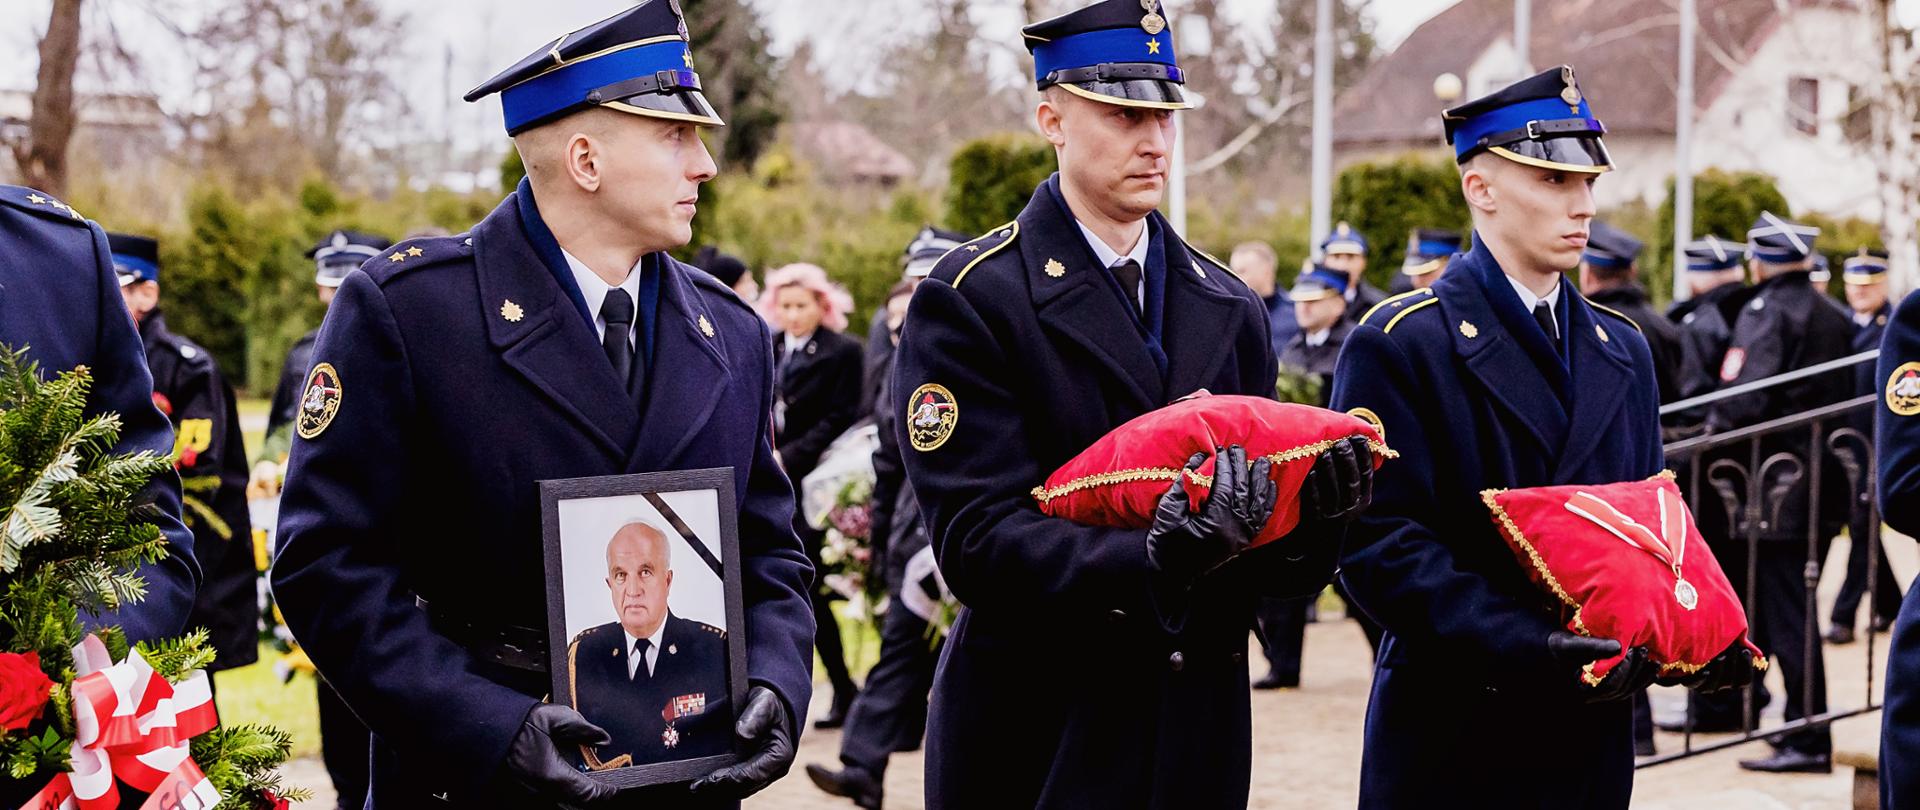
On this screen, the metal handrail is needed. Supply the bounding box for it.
[1659,350,1879,417]
[1664,395,1876,457]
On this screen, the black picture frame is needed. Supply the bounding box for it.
[539,467,747,790]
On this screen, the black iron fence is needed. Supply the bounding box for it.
[1637,349,1885,767]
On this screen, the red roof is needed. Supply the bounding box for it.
[1335,0,1850,147]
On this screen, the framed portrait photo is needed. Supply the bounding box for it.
[540,468,747,789]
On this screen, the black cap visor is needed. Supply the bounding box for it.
[1056,79,1192,111]
[603,86,725,127]
[1486,136,1613,174]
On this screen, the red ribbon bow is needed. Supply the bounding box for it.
[21,635,220,810]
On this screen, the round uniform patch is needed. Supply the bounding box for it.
[296,363,343,439]
[906,384,959,452]
[1888,362,1920,417]
[1346,407,1386,446]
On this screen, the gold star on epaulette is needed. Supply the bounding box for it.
[1146,38,1161,55]
[407,246,424,257]
[388,252,406,263]
[26,194,46,205]
[965,245,981,252]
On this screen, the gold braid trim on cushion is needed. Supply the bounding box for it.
[1030,437,1397,504]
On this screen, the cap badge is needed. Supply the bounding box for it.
[1141,0,1165,34]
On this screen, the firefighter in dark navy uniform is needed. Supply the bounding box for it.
[109,233,257,684]
[1328,66,1758,810]
[1825,249,1902,645]
[891,3,1374,808]
[1877,270,1920,809]
[0,188,199,648]
[269,4,815,808]
[1709,213,1853,774]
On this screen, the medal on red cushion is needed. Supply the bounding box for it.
[1564,487,1698,610]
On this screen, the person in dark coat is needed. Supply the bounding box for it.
[265,230,392,446]
[1707,212,1855,774]
[1227,240,1298,358]
[1329,66,1756,810]
[893,4,1373,807]
[1876,283,1920,809]
[270,6,814,807]
[1666,236,1753,407]
[1253,265,1381,691]
[1826,250,1903,645]
[857,227,966,423]
[1580,221,1683,405]
[1322,222,1388,323]
[759,262,865,729]
[0,188,198,646]
[109,233,257,682]
[567,522,730,769]
[805,280,944,810]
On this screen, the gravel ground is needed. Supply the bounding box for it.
[285,531,1913,809]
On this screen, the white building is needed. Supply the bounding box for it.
[1335,0,1882,219]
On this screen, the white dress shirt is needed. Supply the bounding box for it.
[1074,219,1151,313]
[562,249,644,349]
[1506,273,1563,338]
[624,621,666,679]
[783,330,815,359]
[1305,328,1332,348]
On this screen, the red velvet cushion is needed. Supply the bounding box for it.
[1483,474,1765,685]
[1032,395,1393,547]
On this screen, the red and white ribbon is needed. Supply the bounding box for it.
[1564,488,1687,571]
[20,635,220,810]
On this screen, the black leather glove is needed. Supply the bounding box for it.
[1145,446,1276,588]
[502,704,617,807]
[689,686,794,799]
[1300,436,1374,522]
[1679,641,1759,693]
[1548,631,1657,703]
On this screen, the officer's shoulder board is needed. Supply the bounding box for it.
[1586,300,1645,334]
[693,620,726,640]
[1359,288,1438,333]
[359,234,473,283]
[935,221,1020,289]
[0,185,88,226]
[680,259,758,318]
[1179,238,1243,289]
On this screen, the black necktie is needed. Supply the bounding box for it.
[632,638,652,681]
[602,289,634,383]
[1112,259,1143,314]
[1533,300,1561,353]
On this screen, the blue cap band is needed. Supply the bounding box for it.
[1687,258,1739,272]
[1415,239,1455,257]
[1033,28,1178,83]
[1451,96,1599,161]
[501,40,692,133]
[1751,245,1808,264]
[1583,251,1632,270]
[112,254,159,282]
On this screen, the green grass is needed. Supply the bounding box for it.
[214,644,322,760]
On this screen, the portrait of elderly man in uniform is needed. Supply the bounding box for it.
[568,520,730,770]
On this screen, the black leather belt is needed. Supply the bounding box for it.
[418,597,550,673]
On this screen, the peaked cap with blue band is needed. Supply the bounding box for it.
[1289,263,1350,302]
[108,233,160,286]
[463,0,722,135]
[1747,211,1819,264]
[1583,220,1642,271]
[1025,0,1192,110]
[1443,65,1613,173]
[1319,222,1368,256]
[307,229,393,288]
[1402,228,1460,276]
[1683,235,1746,272]
[1844,247,1889,285]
